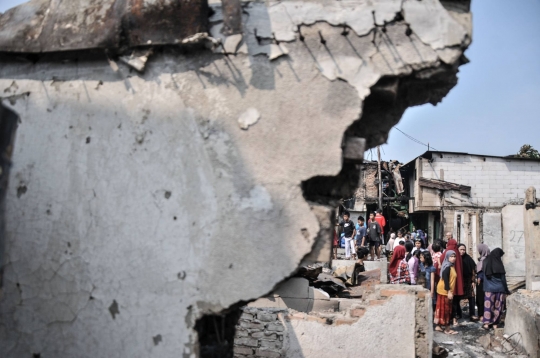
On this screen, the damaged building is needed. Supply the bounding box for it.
[404,150,540,281]
[345,150,540,285]
[0,0,472,357]
[345,159,409,232]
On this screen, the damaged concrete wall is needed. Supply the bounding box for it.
[235,285,432,358]
[504,290,540,357]
[0,0,471,357]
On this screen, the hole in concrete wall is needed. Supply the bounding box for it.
[195,303,244,358]
[302,161,361,206]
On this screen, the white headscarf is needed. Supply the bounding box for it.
[386,233,396,251]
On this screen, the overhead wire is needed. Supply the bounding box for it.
[394,127,438,151]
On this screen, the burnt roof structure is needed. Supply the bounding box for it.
[0,0,216,53]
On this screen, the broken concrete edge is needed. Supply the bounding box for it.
[0,0,470,71]
[504,290,540,357]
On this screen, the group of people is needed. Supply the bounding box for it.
[334,210,386,261]
[388,232,510,335]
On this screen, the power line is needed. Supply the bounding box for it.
[394,127,438,151]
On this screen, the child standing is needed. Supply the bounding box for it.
[434,250,458,335]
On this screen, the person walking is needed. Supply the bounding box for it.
[476,244,490,317]
[442,237,464,325]
[338,211,356,260]
[389,245,411,284]
[434,250,458,335]
[458,244,478,321]
[480,248,510,330]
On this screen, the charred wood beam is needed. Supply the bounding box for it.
[0,0,211,53]
[221,0,243,36]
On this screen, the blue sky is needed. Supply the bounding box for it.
[374,0,540,162]
[0,1,26,12]
[2,1,539,163]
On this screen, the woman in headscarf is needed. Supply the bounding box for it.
[476,244,490,317]
[458,244,478,321]
[405,241,418,285]
[434,250,458,335]
[480,248,510,330]
[442,239,464,325]
[389,245,411,284]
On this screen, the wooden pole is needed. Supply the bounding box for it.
[377,146,382,211]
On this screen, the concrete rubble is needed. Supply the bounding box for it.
[0,0,472,357]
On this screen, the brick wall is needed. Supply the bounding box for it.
[421,154,540,207]
[358,163,378,199]
[234,308,286,358]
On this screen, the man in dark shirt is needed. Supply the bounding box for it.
[356,216,367,249]
[338,211,356,260]
[366,212,382,261]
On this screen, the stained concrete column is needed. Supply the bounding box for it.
[482,212,502,249]
[524,187,540,290]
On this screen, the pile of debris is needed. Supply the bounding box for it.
[295,252,385,300]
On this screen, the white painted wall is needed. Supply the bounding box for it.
[421,154,540,207]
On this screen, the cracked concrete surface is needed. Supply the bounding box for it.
[0,0,471,357]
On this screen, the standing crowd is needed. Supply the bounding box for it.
[387,230,510,335]
[336,211,510,335]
